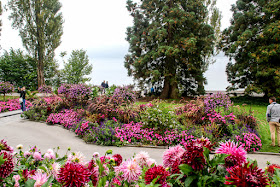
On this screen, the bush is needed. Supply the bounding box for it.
[139,101,180,131]
[204,92,232,113]
[38,85,52,94]
[235,133,262,152]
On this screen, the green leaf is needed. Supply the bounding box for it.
[179,164,193,175]
[210,154,227,167]
[0,155,7,166]
[42,176,54,187]
[184,176,196,187]
[105,150,113,155]
[25,179,36,187]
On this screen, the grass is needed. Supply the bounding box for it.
[0,95,18,101]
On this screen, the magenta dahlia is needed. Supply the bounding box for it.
[112,154,123,166]
[215,141,246,169]
[0,139,13,153]
[145,165,170,186]
[87,159,99,186]
[163,145,185,168]
[225,162,269,186]
[58,162,91,187]
[0,151,15,181]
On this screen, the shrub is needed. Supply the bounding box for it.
[38,85,52,94]
[109,85,136,106]
[0,99,32,113]
[139,101,180,131]
[235,133,262,152]
[204,92,232,113]
[0,81,14,101]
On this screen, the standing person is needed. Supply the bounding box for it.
[101,80,106,94]
[105,81,109,89]
[19,86,26,111]
[266,96,280,147]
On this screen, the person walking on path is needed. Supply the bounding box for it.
[266,96,280,147]
[19,86,26,111]
[105,81,109,90]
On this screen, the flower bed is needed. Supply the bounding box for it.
[0,99,32,113]
[0,138,278,186]
[23,85,262,152]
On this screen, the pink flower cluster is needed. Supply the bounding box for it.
[58,83,91,100]
[115,122,195,146]
[235,133,262,152]
[0,81,14,94]
[0,99,32,113]
[202,111,235,124]
[38,85,52,94]
[46,109,83,128]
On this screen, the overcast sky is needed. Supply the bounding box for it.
[0,0,237,90]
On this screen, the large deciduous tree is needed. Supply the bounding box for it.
[0,49,37,90]
[125,0,221,98]
[8,0,63,88]
[62,49,93,84]
[221,0,280,97]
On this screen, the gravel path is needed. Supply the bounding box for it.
[0,112,280,169]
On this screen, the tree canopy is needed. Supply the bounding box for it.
[221,0,280,96]
[0,49,37,90]
[8,0,64,88]
[62,49,93,84]
[125,0,221,98]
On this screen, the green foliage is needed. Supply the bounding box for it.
[62,49,93,84]
[0,49,37,90]
[125,0,221,98]
[8,0,64,88]
[172,148,228,187]
[139,101,180,131]
[221,0,280,96]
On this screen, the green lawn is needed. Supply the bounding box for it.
[234,103,280,153]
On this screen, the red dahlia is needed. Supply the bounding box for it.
[225,162,269,186]
[0,139,13,153]
[145,165,170,186]
[267,164,280,175]
[0,151,15,181]
[113,154,123,166]
[58,162,91,187]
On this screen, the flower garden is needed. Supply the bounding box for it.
[1,83,278,186]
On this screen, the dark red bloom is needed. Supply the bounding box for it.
[267,164,280,175]
[113,154,123,166]
[87,159,98,186]
[0,139,13,153]
[145,165,170,185]
[225,162,269,186]
[58,162,91,187]
[0,151,14,181]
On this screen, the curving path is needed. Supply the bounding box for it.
[0,112,280,169]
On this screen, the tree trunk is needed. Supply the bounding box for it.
[35,1,45,88]
[160,76,179,99]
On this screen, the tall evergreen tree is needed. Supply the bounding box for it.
[221,0,280,96]
[62,49,93,84]
[125,0,221,98]
[8,0,63,88]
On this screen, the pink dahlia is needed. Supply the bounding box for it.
[67,152,85,164]
[163,145,185,168]
[32,170,49,187]
[58,162,91,187]
[225,162,269,186]
[51,163,61,180]
[33,152,42,161]
[145,165,170,186]
[0,139,13,153]
[0,151,15,181]
[13,175,20,187]
[134,151,150,167]
[215,141,246,169]
[115,159,141,183]
[87,159,99,186]
[112,154,123,166]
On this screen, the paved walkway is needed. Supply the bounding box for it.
[0,113,280,169]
